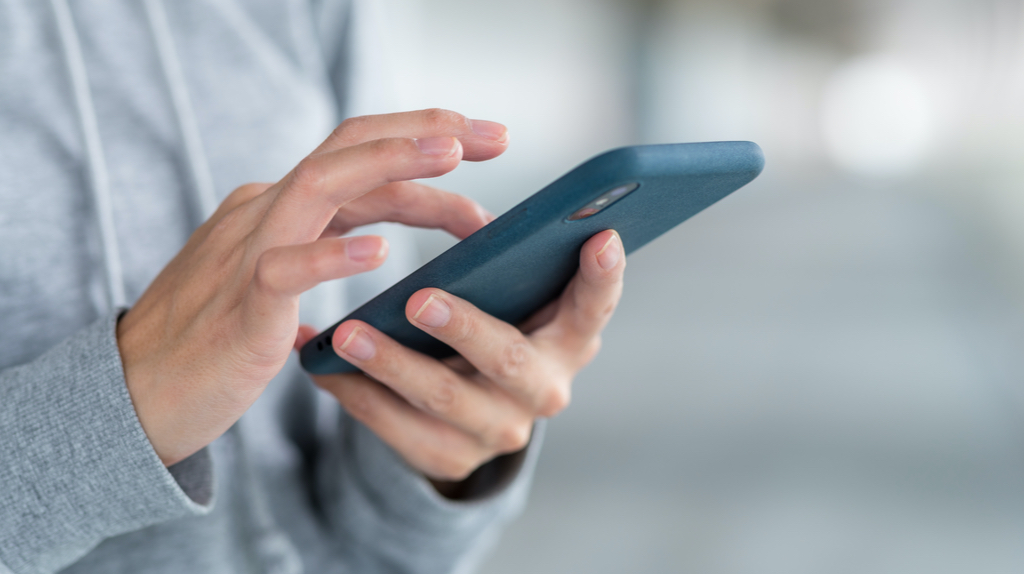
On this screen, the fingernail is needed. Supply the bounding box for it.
[596,232,622,270]
[339,326,376,361]
[415,136,458,156]
[413,294,451,328]
[346,236,387,262]
[469,119,509,143]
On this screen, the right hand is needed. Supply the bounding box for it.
[116,109,510,466]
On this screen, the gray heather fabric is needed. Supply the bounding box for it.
[0,1,539,573]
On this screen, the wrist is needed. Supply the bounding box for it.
[116,309,188,466]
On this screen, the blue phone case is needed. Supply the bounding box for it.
[300,141,764,374]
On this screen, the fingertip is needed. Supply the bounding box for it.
[454,202,495,239]
[598,230,624,272]
[469,119,509,143]
[406,288,442,320]
[332,320,377,362]
[460,121,510,162]
[415,136,460,157]
[345,235,389,263]
[331,320,364,347]
[460,141,509,162]
[580,230,623,273]
[412,137,464,176]
[477,203,497,225]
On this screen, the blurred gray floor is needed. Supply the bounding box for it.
[477,172,1024,573]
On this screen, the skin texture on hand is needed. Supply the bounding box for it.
[117,109,510,466]
[300,228,626,486]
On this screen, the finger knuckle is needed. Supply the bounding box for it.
[537,383,571,418]
[290,156,327,196]
[580,336,603,366]
[493,421,532,453]
[252,251,284,294]
[447,313,479,345]
[422,375,459,417]
[421,108,468,132]
[366,138,409,166]
[494,340,530,380]
[229,183,267,205]
[334,115,371,143]
[601,300,618,319]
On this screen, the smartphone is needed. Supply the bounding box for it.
[301,141,764,375]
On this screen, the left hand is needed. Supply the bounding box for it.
[299,229,625,484]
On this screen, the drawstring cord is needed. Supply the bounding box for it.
[50,4,300,571]
[51,0,127,312]
[51,0,219,316]
[143,0,219,221]
[145,10,300,570]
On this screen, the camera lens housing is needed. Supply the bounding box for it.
[566,182,640,221]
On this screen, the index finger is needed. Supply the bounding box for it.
[253,136,464,249]
[404,288,569,416]
[323,181,494,241]
[313,108,509,162]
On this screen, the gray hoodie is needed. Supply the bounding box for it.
[0,1,538,573]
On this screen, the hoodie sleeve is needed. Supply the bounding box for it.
[314,409,544,574]
[0,311,213,574]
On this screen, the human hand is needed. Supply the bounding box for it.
[302,229,625,486]
[116,109,510,466]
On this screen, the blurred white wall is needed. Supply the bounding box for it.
[379,0,636,206]
[380,0,1024,284]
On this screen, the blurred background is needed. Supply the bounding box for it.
[365,0,1024,572]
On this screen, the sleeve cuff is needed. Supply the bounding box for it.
[0,311,213,573]
[166,446,215,506]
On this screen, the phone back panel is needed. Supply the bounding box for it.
[301,142,764,374]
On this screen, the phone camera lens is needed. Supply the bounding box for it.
[568,207,600,221]
[567,182,639,221]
